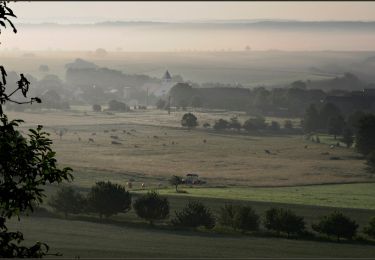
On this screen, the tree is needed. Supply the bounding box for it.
[181,113,198,129]
[86,181,131,219]
[156,99,166,110]
[341,127,354,148]
[92,104,102,112]
[172,201,215,229]
[312,211,358,241]
[213,118,229,130]
[347,110,366,133]
[363,217,375,239]
[232,206,259,232]
[328,115,345,139]
[133,191,169,225]
[169,175,183,192]
[229,116,241,131]
[264,208,305,238]
[366,151,375,173]
[303,104,320,133]
[243,116,267,132]
[356,114,375,156]
[320,103,342,129]
[48,186,84,218]
[0,2,72,257]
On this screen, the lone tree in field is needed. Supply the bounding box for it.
[49,186,84,218]
[0,2,73,257]
[172,201,215,229]
[264,208,305,238]
[133,191,169,225]
[169,175,183,192]
[213,118,229,131]
[87,181,131,219]
[341,127,354,148]
[92,104,102,112]
[355,114,375,156]
[328,115,345,139]
[181,112,198,129]
[312,211,358,241]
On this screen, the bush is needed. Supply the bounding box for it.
[203,122,211,129]
[87,181,131,219]
[312,211,358,241]
[213,119,229,130]
[181,113,198,128]
[364,217,375,239]
[48,186,85,218]
[229,117,241,131]
[264,208,305,238]
[219,204,259,232]
[133,191,169,225]
[243,116,267,132]
[366,151,375,172]
[92,104,102,112]
[172,201,215,229]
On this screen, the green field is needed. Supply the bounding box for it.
[136,183,375,210]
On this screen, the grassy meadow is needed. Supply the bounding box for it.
[5,107,375,258]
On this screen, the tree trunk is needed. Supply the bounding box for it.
[175,185,178,192]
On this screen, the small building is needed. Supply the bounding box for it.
[185,173,200,184]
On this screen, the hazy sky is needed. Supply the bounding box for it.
[13,1,375,24]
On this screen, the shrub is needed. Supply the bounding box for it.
[366,151,375,173]
[86,181,131,219]
[133,191,169,225]
[172,201,215,229]
[312,211,358,241]
[213,119,229,130]
[243,116,267,132]
[203,122,211,129]
[219,204,259,232]
[364,217,375,239]
[48,186,84,218]
[181,113,198,129]
[92,104,102,112]
[264,208,305,238]
[229,117,241,131]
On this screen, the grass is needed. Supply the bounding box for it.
[135,183,375,210]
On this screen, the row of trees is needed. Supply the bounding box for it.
[49,185,375,242]
[180,113,295,132]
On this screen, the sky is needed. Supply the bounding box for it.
[13,1,375,24]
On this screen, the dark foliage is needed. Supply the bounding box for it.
[168,175,183,192]
[264,208,305,238]
[133,191,169,225]
[48,186,84,218]
[92,104,102,112]
[219,204,259,232]
[172,201,215,229]
[363,217,375,239]
[87,181,131,219]
[213,118,229,131]
[356,114,375,156]
[312,211,358,241]
[181,113,198,128]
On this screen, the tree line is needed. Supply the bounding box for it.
[49,182,375,243]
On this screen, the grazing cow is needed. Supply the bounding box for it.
[134,144,139,148]
[264,149,271,154]
[110,135,119,139]
[162,143,166,147]
[141,183,145,189]
[153,136,158,139]
[78,137,81,142]
[123,130,126,133]
[88,138,94,143]
[111,129,117,132]
[171,141,175,145]
[111,141,122,145]
[92,132,96,136]
[304,145,308,149]
[203,139,207,143]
